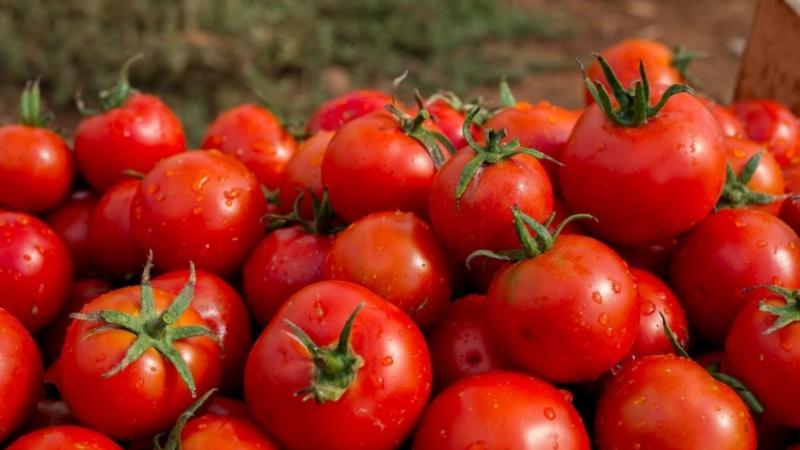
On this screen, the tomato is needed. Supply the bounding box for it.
[595,354,756,450]
[616,237,678,277]
[627,268,689,360]
[6,426,122,450]
[245,280,432,450]
[717,136,785,214]
[277,130,334,218]
[413,371,590,450]
[177,415,278,450]
[88,179,145,280]
[422,95,480,150]
[308,89,392,133]
[324,210,451,328]
[724,287,800,427]
[59,261,222,439]
[487,209,639,383]
[198,395,250,421]
[0,212,73,332]
[733,99,800,166]
[131,150,267,276]
[153,269,252,392]
[45,191,97,276]
[322,108,453,222]
[0,83,73,213]
[563,58,725,245]
[699,97,745,138]
[426,294,506,390]
[551,196,583,235]
[0,307,43,443]
[670,208,800,345]
[781,163,800,234]
[201,104,296,190]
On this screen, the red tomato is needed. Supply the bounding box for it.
[0,212,73,332]
[616,237,678,277]
[88,179,145,280]
[718,136,785,214]
[413,371,590,450]
[422,96,480,150]
[700,97,746,138]
[59,264,222,439]
[131,150,267,276]
[153,269,252,392]
[426,294,506,390]
[0,307,43,443]
[6,426,122,450]
[733,99,800,166]
[627,268,689,360]
[277,130,334,218]
[201,104,296,190]
[198,395,250,421]
[0,83,73,213]
[322,109,452,222]
[781,163,800,234]
[308,89,392,133]
[179,415,278,450]
[551,196,583,235]
[324,211,451,328]
[562,58,725,245]
[45,191,97,276]
[595,355,756,450]
[245,280,432,450]
[671,208,800,345]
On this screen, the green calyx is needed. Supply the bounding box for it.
[70,253,219,397]
[583,53,693,127]
[455,106,562,202]
[385,102,455,169]
[76,53,143,115]
[284,304,365,403]
[155,388,217,450]
[466,207,595,267]
[716,152,787,211]
[498,78,516,108]
[265,190,338,235]
[753,284,800,334]
[19,80,53,128]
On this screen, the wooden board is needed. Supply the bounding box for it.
[736,0,800,114]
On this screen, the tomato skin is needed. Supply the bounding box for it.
[201,104,297,190]
[59,286,222,439]
[700,98,746,138]
[198,395,250,421]
[244,280,432,450]
[0,124,73,213]
[670,209,800,345]
[561,93,725,245]
[322,110,451,222]
[243,226,332,327]
[180,415,279,450]
[131,150,267,276]
[308,89,392,133]
[0,307,43,443]
[733,99,800,166]
[0,212,73,332]
[278,131,334,218]
[6,425,122,450]
[45,191,97,276]
[423,99,480,150]
[88,179,145,280]
[488,234,639,383]
[413,371,590,450]
[627,268,689,360]
[551,196,583,235]
[426,295,506,390]
[324,211,451,328]
[724,298,800,427]
[74,93,186,192]
[722,136,785,214]
[595,355,756,450]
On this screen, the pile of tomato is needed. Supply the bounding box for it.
[2,37,800,449]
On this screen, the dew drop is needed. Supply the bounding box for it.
[641,301,656,316]
[543,407,556,420]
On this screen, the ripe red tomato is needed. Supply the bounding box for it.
[201,104,297,190]
[595,355,756,449]
[152,269,252,392]
[178,415,278,450]
[0,307,43,443]
[245,280,432,450]
[412,371,590,450]
[277,130,334,218]
[563,57,725,245]
[422,95,480,150]
[6,426,122,450]
[324,211,451,328]
[59,264,222,439]
[627,268,689,360]
[45,191,97,276]
[88,178,145,280]
[717,136,785,214]
[700,97,746,138]
[308,89,392,133]
[733,98,800,166]
[426,294,506,390]
[131,150,267,276]
[0,83,73,213]
[780,163,800,234]
[322,109,452,222]
[0,212,73,332]
[671,208,800,345]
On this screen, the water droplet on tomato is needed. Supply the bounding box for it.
[543,407,556,420]
[591,291,603,304]
[598,313,609,325]
[381,356,394,366]
[642,301,656,316]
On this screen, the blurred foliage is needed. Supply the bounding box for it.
[0,0,574,144]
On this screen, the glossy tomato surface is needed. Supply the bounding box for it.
[627,268,689,360]
[6,425,122,450]
[0,307,43,443]
[733,98,800,166]
[308,89,392,133]
[88,179,145,280]
[180,415,279,450]
[721,136,785,214]
[277,130,334,218]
